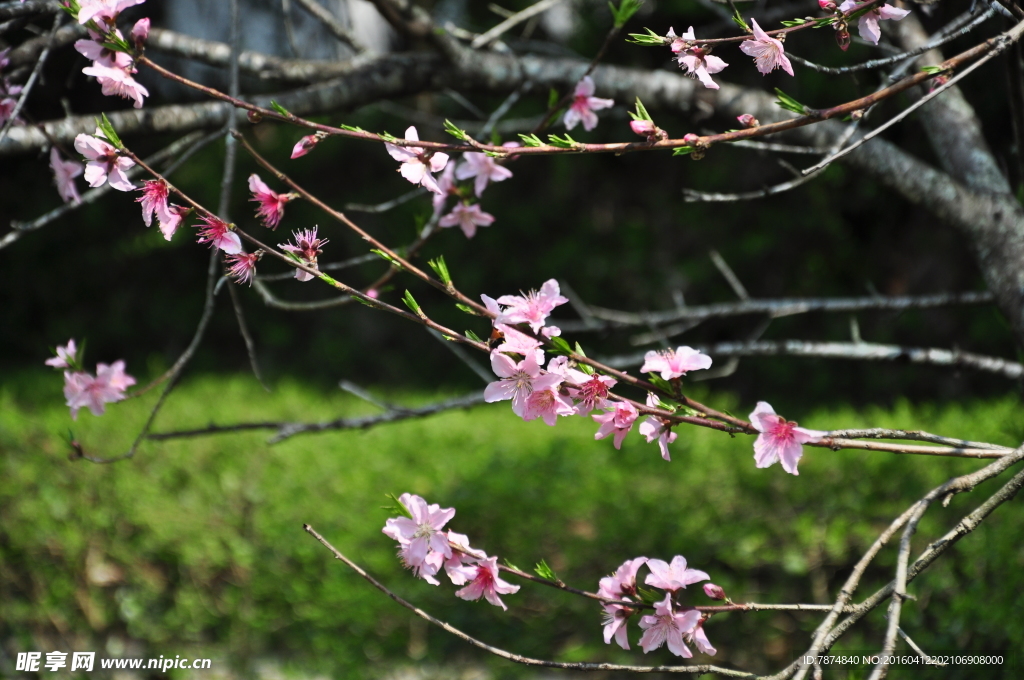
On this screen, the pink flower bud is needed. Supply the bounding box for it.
[818,0,837,11]
[290,134,318,159]
[131,18,150,48]
[247,110,263,124]
[928,75,949,94]
[682,133,700,145]
[630,119,656,136]
[836,27,851,51]
[736,114,759,128]
[703,583,727,600]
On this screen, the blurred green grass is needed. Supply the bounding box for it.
[2,375,1023,678]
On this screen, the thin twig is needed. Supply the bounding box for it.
[0,12,60,146]
[290,0,367,53]
[345,187,426,213]
[427,328,493,383]
[471,0,565,49]
[709,249,749,300]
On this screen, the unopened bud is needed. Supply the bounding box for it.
[736,114,759,128]
[630,119,656,136]
[130,18,150,49]
[850,109,864,121]
[247,110,263,124]
[818,0,837,11]
[836,27,851,51]
[290,134,319,159]
[682,133,700,145]
[703,583,727,600]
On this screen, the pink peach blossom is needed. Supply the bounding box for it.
[522,385,575,425]
[130,17,150,47]
[50,147,83,204]
[291,134,319,159]
[431,162,456,216]
[495,279,568,333]
[638,593,701,657]
[74,131,135,191]
[493,323,544,364]
[226,251,259,286]
[485,350,562,418]
[640,346,712,380]
[454,556,520,610]
[739,19,794,76]
[645,555,710,592]
[593,400,638,449]
[669,27,728,90]
[601,603,637,650]
[638,416,678,461]
[444,530,487,585]
[248,173,295,229]
[82,62,149,108]
[439,202,495,238]
[688,620,717,655]
[196,214,243,254]
[454,152,513,197]
[703,583,727,600]
[385,126,449,194]
[63,360,135,420]
[46,339,79,369]
[383,493,456,585]
[136,179,174,228]
[599,556,648,600]
[749,401,825,475]
[838,0,910,45]
[77,0,146,25]
[278,227,328,281]
[563,76,614,131]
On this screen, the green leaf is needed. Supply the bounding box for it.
[648,375,674,394]
[503,558,523,572]
[370,249,403,268]
[535,559,560,582]
[427,256,452,286]
[455,303,477,315]
[774,88,810,116]
[339,123,366,133]
[464,329,483,343]
[780,18,807,27]
[443,119,469,142]
[378,131,399,143]
[548,87,560,110]
[518,133,543,147]
[574,342,587,358]
[626,27,666,45]
[629,96,653,122]
[269,100,291,117]
[672,146,695,156]
[95,113,123,149]
[549,336,573,355]
[608,0,643,28]
[731,13,749,32]
[547,134,578,149]
[920,65,944,75]
[350,294,377,307]
[382,493,413,519]
[402,290,422,315]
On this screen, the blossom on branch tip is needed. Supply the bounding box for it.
[137,179,185,238]
[749,401,825,475]
[484,350,562,418]
[46,339,79,369]
[74,131,135,191]
[495,279,568,333]
[645,555,710,592]
[291,134,319,159]
[63,360,136,420]
[453,556,520,610]
[383,493,456,586]
[838,0,910,45]
[50,147,83,204]
[196,214,242,255]
[703,583,727,600]
[439,202,495,239]
[131,18,149,47]
[77,0,146,25]
[593,400,639,449]
[638,416,678,461]
[455,152,513,197]
[638,593,701,657]
[385,126,449,194]
[563,76,614,132]
[278,227,328,281]
[739,19,794,76]
[669,27,728,90]
[226,251,260,286]
[248,174,295,229]
[640,346,712,380]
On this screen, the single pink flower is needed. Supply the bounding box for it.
[495,279,568,333]
[599,556,649,600]
[838,0,910,45]
[601,603,637,650]
[645,555,710,592]
[454,152,513,197]
[74,131,135,191]
[454,556,520,610]
[485,350,562,418]
[563,76,614,132]
[638,593,701,657]
[77,0,145,25]
[159,204,189,241]
[63,360,135,420]
[688,620,717,655]
[50,147,83,204]
[82,62,149,108]
[46,339,79,369]
[444,530,487,585]
[547,358,617,415]
[136,179,176,229]
[522,385,575,425]
[74,30,131,68]
[671,27,728,90]
[749,401,825,475]
[638,416,678,461]
[278,227,328,281]
[593,400,638,449]
[291,134,319,159]
[196,214,243,254]
[248,173,295,229]
[383,493,456,585]
[226,251,259,286]
[385,126,449,194]
[739,19,793,76]
[640,346,712,380]
[130,17,150,47]
[439,202,495,239]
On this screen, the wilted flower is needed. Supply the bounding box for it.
[278,227,328,281]
[226,251,260,286]
[382,493,456,586]
[248,173,296,229]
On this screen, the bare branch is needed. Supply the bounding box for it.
[0,13,61,146]
[290,0,368,53]
[471,0,565,49]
